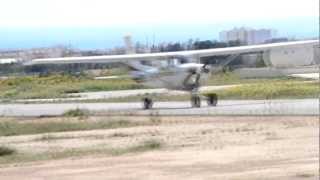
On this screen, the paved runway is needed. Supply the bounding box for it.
[0,99,318,117]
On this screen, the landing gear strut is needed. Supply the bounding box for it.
[142,97,153,109]
[190,93,218,108]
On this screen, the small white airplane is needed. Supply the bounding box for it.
[26,40,319,109]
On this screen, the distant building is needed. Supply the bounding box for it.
[0,58,18,64]
[0,46,73,61]
[219,27,277,45]
[123,35,135,54]
[264,42,318,67]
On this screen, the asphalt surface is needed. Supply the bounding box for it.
[0,99,318,117]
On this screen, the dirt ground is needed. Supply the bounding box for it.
[0,116,318,180]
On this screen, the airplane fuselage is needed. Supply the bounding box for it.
[131,62,209,91]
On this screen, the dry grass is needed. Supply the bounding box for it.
[0,115,317,180]
[0,118,144,137]
[0,139,163,164]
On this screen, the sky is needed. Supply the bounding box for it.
[0,0,318,49]
[0,0,318,27]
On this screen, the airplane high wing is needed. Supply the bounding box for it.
[26,40,318,65]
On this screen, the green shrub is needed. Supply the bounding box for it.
[0,146,15,156]
[141,140,162,150]
[63,109,89,117]
[131,140,162,152]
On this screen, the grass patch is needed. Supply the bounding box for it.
[35,134,76,141]
[0,72,307,101]
[295,173,315,178]
[102,80,319,102]
[0,140,163,165]
[207,72,242,85]
[109,132,130,138]
[0,74,143,100]
[0,146,15,156]
[63,108,89,117]
[136,140,162,150]
[110,139,163,155]
[206,71,305,85]
[207,73,318,99]
[206,81,319,99]
[0,119,143,137]
[37,134,57,141]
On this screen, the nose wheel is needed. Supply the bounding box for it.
[191,95,201,108]
[206,93,218,106]
[142,98,153,109]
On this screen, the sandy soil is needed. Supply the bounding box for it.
[0,116,318,180]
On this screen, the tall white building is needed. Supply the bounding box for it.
[123,34,135,54]
[219,27,277,45]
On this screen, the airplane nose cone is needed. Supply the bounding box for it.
[202,66,210,73]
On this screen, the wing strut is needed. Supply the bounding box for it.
[210,54,240,73]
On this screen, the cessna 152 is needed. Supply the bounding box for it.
[26,40,319,109]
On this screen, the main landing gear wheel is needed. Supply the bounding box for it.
[142,98,153,109]
[191,95,201,108]
[207,93,218,106]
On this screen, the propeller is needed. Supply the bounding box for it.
[201,63,210,73]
